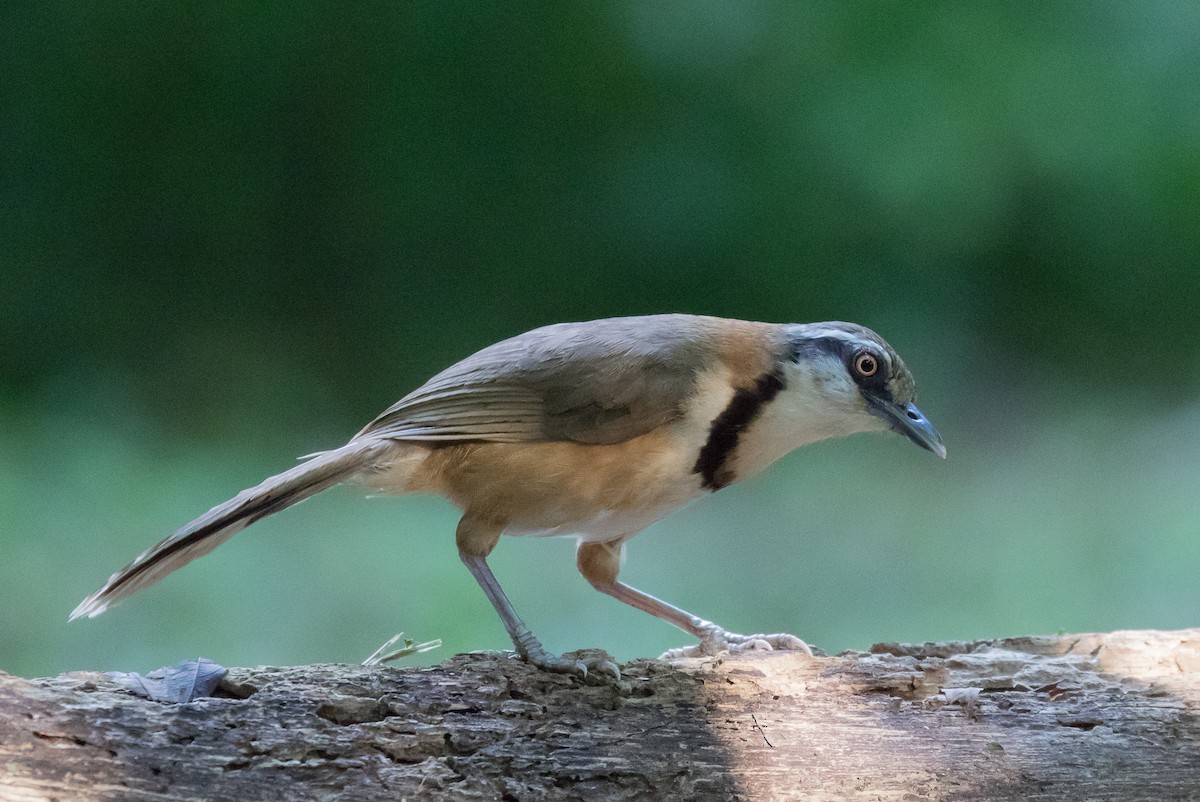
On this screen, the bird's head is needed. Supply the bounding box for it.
[780,322,946,458]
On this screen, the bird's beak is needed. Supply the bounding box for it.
[864,394,947,459]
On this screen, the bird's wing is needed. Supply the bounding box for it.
[355,316,717,445]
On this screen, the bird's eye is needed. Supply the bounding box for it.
[853,352,879,378]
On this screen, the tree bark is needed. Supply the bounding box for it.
[2,629,1199,801]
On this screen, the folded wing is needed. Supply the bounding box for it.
[356,315,715,445]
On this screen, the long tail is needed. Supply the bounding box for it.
[70,439,386,620]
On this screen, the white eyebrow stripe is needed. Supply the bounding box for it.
[801,328,895,372]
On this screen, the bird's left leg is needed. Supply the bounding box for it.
[457,515,620,681]
[577,539,813,659]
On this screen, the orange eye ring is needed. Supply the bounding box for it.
[854,352,879,378]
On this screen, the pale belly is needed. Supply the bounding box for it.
[504,493,702,542]
[372,428,709,543]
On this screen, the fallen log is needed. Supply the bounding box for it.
[2,629,1198,800]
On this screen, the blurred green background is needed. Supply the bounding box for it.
[3,3,1199,678]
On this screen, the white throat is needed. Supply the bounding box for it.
[731,360,883,480]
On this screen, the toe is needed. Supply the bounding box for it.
[728,637,773,653]
[760,633,813,656]
[540,655,590,678]
[523,648,628,682]
[657,644,703,660]
[520,648,588,679]
[584,656,622,682]
[724,632,813,656]
[659,630,815,661]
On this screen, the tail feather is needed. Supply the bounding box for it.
[70,439,384,620]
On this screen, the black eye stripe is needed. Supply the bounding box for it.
[785,328,914,406]
[788,335,891,388]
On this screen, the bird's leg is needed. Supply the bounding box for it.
[457,517,618,681]
[577,539,813,660]
[457,551,574,670]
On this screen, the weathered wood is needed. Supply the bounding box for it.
[2,629,1199,801]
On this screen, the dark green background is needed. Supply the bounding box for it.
[4,3,1199,677]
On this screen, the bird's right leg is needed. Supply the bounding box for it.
[577,539,813,659]
[457,516,617,680]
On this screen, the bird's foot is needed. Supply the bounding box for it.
[659,627,814,660]
[516,637,621,684]
[569,649,623,683]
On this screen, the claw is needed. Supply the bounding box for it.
[583,656,622,682]
[728,633,812,656]
[519,644,624,684]
[529,651,589,678]
[536,653,622,684]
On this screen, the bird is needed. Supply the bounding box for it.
[71,314,944,679]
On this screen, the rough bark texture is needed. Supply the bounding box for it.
[2,629,1199,801]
